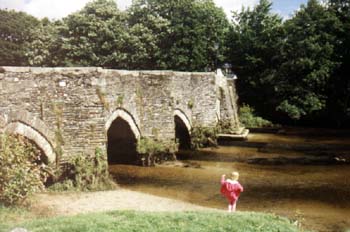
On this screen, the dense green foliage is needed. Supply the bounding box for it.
[0,210,300,232]
[26,0,228,71]
[227,0,350,127]
[136,137,177,166]
[0,134,47,206]
[26,20,65,66]
[276,0,340,120]
[62,0,127,67]
[326,0,350,127]
[49,148,115,191]
[0,9,39,66]
[127,0,228,71]
[239,105,273,128]
[1,0,349,127]
[27,0,128,67]
[226,0,284,118]
[190,126,218,149]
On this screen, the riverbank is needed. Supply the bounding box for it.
[31,189,213,216]
[0,192,299,232]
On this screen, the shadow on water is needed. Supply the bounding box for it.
[177,146,350,166]
[109,128,350,232]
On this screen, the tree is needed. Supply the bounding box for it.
[60,0,128,67]
[0,9,39,66]
[276,0,340,121]
[26,20,67,66]
[125,0,170,69]
[226,0,284,118]
[191,0,229,70]
[326,0,350,127]
[26,0,129,68]
[26,0,228,71]
[128,0,229,71]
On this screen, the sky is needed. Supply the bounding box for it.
[0,0,308,20]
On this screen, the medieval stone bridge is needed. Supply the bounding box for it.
[0,67,239,164]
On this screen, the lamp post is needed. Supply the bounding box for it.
[222,63,231,75]
[222,63,237,79]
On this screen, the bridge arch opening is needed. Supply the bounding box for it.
[107,117,138,164]
[174,110,191,150]
[4,122,56,164]
[106,109,140,165]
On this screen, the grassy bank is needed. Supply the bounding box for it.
[0,208,300,232]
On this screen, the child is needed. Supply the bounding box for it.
[220,171,244,212]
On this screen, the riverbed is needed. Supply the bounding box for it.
[110,128,350,232]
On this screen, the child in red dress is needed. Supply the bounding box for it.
[220,171,243,212]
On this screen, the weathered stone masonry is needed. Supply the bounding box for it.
[0,67,239,163]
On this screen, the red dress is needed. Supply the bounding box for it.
[220,176,244,204]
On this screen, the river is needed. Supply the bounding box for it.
[109,128,350,232]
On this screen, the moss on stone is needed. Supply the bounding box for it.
[96,87,110,110]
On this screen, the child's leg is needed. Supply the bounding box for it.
[232,201,237,212]
[232,198,240,212]
[228,200,234,212]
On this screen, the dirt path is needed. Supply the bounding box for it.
[32,189,218,216]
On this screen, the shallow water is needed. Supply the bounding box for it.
[109,129,350,232]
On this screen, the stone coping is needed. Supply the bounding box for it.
[0,66,215,76]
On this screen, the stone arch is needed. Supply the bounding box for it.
[105,108,141,164]
[1,111,56,164]
[174,109,192,150]
[105,108,141,139]
[174,109,191,133]
[3,110,56,143]
[4,121,56,163]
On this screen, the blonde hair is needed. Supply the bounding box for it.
[231,171,239,181]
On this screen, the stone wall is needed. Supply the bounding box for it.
[0,67,239,163]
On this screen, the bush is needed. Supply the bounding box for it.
[190,126,218,149]
[137,138,177,166]
[239,104,273,128]
[0,134,48,206]
[217,119,240,134]
[49,148,115,191]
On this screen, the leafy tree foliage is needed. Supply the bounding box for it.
[28,0,129,67]
[125,0,170,69]
[326,0,350,126]
[61,0,128,67]
[226,0,284,118]
[27,0,228,71]
[0,9,39,66]
[26,20,66,66]
[127,0,229,71]
[275,0,340,120]
[227,0,348,126]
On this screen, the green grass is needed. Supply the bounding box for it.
[0,209,300,232]
[0,205,34,232]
